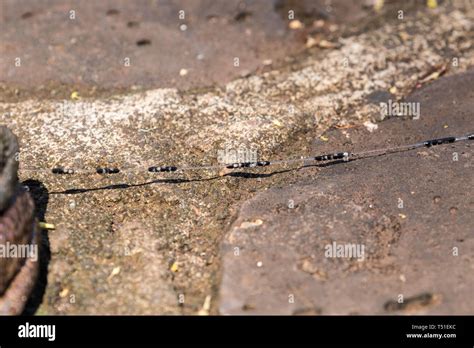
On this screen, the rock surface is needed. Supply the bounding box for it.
[219,71,474,315]
[0,1,473,314]
[0,0,372,97]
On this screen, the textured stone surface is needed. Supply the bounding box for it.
[0,2,473,314]
[46,221,177,314]
[0,0,369,95]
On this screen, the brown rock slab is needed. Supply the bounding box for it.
[219,71,474,315]
[1,0,376,94]
[0,0,298,91]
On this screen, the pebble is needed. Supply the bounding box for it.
[306,37,318,48]
[313,19,325,28]
[318,40,338,49]
[70,91,80,100]
[197,295,212,315]
[170,262,179,272]
[107,266,121,280]
[239,219,263,229]
[289,20,303,30]
[59,288,69,298]
[363,121,378,133]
